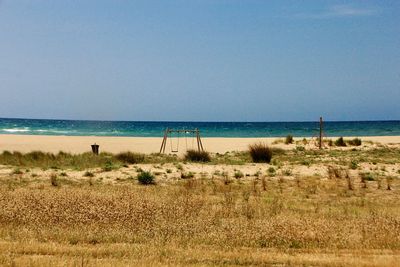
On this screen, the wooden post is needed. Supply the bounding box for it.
[319,117,323,149]
[198,129,204,151]
[159,128,168,153]
[196,129,201,152]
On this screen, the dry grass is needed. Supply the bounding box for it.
[0,146,400,266]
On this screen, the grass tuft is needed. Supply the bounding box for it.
[83,171,95,177]
[334,137,346,147]
[234,170,244,179]
[115,152,145,164]
[137,171,155,185]
[347,138,362,146]
[285,135,294,144]
[50,173,59,187]
[249,143,272,163]
[184,150,211,162]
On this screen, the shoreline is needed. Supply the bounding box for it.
[1,134,400,154]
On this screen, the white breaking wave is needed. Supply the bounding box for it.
[2,128,30,133]
[34,129,76,134]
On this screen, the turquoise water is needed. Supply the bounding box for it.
[0,118,399,137]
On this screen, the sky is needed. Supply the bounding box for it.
[0,0,399,122]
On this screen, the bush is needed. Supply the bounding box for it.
[347,138,362,146]
[11,168,23,175]
[83,171,94,177]
[181,172,195,179]
[234,170,244,179]
[184,150,211,162]
[285,135,294,144]
[361,172,375,181]
[334,137,346,147]
[102,161,116,172]
[137,171,155,185]
[26,151,49,161]
[268,166,276,174]
[115,152,145,164]
[50,174,59,187]
[249,143,272,163]
[350,160,358,170]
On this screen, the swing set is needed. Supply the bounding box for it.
[159,128,204,153]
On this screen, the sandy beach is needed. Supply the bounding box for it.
[0,134,399,154]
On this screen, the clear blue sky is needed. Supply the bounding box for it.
[0,0,399,121]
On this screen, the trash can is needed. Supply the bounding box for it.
[91,143,99,155]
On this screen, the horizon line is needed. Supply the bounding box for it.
[1,117,399,124]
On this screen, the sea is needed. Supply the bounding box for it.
[0,118,399,138]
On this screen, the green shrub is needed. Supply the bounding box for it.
[83,171,95,177]
[26,151,49,161]
[347,138,362,146]
[181,172,195,179]
[283,169,292,176]
[102,161,116,172]
[334,137,346,147]
[11,168,23,175]
[350,160,358,170]
[249,143,272,163]
[115,152,145,164]
[137,171,155,185]
[267,167,276,175]
[184,150,211,162]
[285,135,294,144]
[361,172,375,181]
[175,163,183,170]
[234,170,244,179]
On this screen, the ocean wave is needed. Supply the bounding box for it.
[2,128,30,133]
[34,129,77,134]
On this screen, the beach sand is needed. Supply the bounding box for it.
[0,134,399,154]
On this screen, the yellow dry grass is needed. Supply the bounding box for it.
[0,147,400,266]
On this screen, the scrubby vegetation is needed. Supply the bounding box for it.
[285,134,294,144]
[0,150,174,170]
[184,149,211,162]
[0,145,400,265]
[0,168,399,266]
[115,151,145,164]
[234,170,244,179]
[348,137,362,146]
[334,137,362,147]
[335,137,346,147]
[137,171,155,185]
[249,143,272,163]
[83,171,94,177]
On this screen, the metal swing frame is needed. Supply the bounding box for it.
[159,128,204,154]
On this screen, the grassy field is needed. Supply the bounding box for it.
[0,145,400,266]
